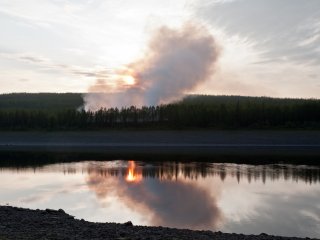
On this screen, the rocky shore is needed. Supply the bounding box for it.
[0,206,317,240]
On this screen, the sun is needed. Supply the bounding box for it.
[122,75,136,85]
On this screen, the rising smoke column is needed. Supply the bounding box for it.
[84,23,220,111]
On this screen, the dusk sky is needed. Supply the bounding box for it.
[1,0,320,98]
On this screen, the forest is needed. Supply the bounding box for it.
[0,93,320,130]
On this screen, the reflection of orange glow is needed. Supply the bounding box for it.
[126,161,142,183]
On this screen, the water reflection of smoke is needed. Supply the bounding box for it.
[86,168,223,230]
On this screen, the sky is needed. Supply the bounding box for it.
[0,0,320,98]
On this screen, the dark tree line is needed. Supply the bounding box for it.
[1,160,319,184]
[0,94,320,130]
[0,93,83,110]
[85,163,320,184]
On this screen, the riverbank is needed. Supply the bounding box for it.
[0,131,320,164]
[0,206,316,240]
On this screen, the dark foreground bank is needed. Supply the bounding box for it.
[0,206,317,240]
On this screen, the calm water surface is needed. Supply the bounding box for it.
[0,160,320,238]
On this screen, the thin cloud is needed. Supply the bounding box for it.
[0,51,110,80]
[196,0,320,65]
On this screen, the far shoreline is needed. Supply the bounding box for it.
[0,130,319,164]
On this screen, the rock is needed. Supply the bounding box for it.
[58,209,65,214]
[45,208,56,214]
[0,206,314,240]
[124,221,133,227]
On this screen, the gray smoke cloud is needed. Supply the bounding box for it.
[84,23,220,111]
[86,168,223,230]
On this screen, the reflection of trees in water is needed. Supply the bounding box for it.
[85,165,223,230]
[85,162,320,184]
[83,161,320,230]
[1,161,320,184]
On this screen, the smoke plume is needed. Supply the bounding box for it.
[86,167,223,230]
[84,23,220,111]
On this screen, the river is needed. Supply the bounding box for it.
[0,160,319,238]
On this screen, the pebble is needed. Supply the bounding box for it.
[0,206,317,240]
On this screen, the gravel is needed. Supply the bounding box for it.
[0,206,317,240]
